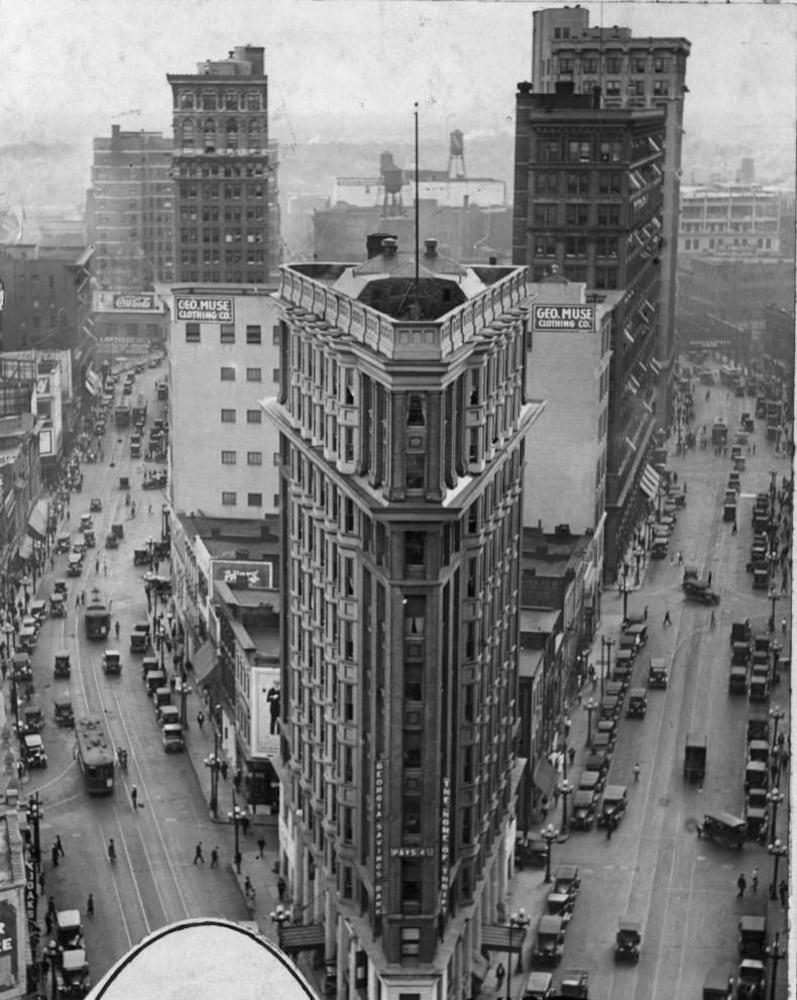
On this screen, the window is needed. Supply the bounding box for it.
[605,80,621,97]
[535,172,558,196]
[246,324,262,344]
[598,204,621,226]
[400,928,421,959]
[221,409,236,423]
[654,56,670,73]
[538,139,560,163]
[599,140,623,163]
[220,324,235,344]
[558,58,573,74]
[405,455,425,490]
[534,234,556,258]
[405,532,425,567]
[185,323,200,343]
[653,80,669,97]
[629,79,645,97]
[565,235,586,257]
[221,450,237,465]
[606,56,622,74]
[401,861,422,908]
[567,140,591,162]
[246,368,262,382]
[566,173,589,196]
[566,203,589,226]
[402,796,422,836]
[583,57,598,74]
[247,451,263,465]
[272,368,280,383]
[598,172,622,196]
[221,366,236,381]
[221,492,237,506]
[247,493,262,507]
[406,395,425,426]
[632,57,646,73]
[533,204,558,226]
[246,409,262,424]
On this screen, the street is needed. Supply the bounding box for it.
[504,367,791,1000]
[13,361,255,983]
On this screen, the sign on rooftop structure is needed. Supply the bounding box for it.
[532,304,595,332]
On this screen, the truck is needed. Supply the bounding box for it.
[132,393,148,426]
[114,404,130,429]
[684,733,707,783]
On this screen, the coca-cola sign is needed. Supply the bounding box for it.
[113,293,158,311]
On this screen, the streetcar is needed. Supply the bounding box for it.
[75,716,116,794]
[84,590,111,640]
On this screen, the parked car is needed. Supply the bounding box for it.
[698,811,747,849]
[598,786,628,829]
[22,734,47,768]
[531,916,565,967]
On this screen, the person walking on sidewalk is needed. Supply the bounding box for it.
[193,842,205,865]
[131,785,138,810]
[663,610,672,627]
[257,835,266,859]
[751,868,759,892]
[210,846,219,869]
[495,964,506,992]
[55,836,65,859]
[196,710,205,731]
[736,873,747,898]
[86,894,94,917]
[633,762,640,783]
[277,876,287,901]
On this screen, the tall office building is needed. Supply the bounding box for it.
[528,6,689,423]
[513,83,665,576]
[167,45,279,285]
[264,238,544,999]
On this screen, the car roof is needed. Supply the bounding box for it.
[163,723,184,732]
[24,734,43,747]
[618,918,641,932]
[705,811,745,828]
[739,915,766,931]
[538,916,563,933]
[603,785,627,799]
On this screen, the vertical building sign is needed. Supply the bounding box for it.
[0,898,18,990]
[373,757,385,917]
[439,777,451,911]
[24,862,35,926]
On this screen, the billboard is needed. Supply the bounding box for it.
[93,291,164,314]
[175,296,234,323]
[0,895,20,991]
[532,304,595,332]
[252,665,281,759]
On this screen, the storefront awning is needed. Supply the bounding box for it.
[278,924,325,954]
[532,756,559,800]
[27,499,49,541]
[193,639,217,684]
[481,925,527,955]
[640,463,661,500]
[18,536,33,561]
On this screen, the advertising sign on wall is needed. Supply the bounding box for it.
[252,665,281,759]
[0,897,19,990]
[93,291,164,314]
[532,304,595,332]
[212,560,275,590]
[175,296,234,323]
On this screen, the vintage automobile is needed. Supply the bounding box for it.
[614,918,642,963]
[698,811,747,849]
[626,688,647,719]
[102,650,122,676]
[79,513,93,532]
[29,599,47,624]
[648,658,668,689]
[598,786,628,829]
[22,734,47,769]
[531,916,565,967]
[17,625,37,653]
[570,790,597,831]
[145,670,167,695]
[20,705,44,735]
[105,532,118,550]
[56,908,84,950]
[738,916,767,959]
[625,623,648,648]
[522,971,555,999]
[53,578,68,597]
[111,522,124,540]
[50,592,67,618]
[599,697,619,721]
[553,865,580,902]
[54,696,75,728]
[56,532,72,554]
[684,579,721,605]
[82,528,96,549]
[747,740,769,764]
[578,770,604,799]
[162,723,185,753]
[158,704,180,727]
[12,652,33,683]
[67,553,83,578]
[743,759,768,791]
[55,947,91,998]
[583,751,610,778]
[130,622,150,653]
[133,548,151,566]
[728,665,748,695]
[515,834,549,870]
[545,889,575,928]
[558,970,589,999]
[701,967,736,1000]
[736,959,766,1000]
[89,497,103,513]
[746,714,769,744]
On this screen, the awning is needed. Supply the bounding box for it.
[278,924,326,953]
[193,639,217,684]
[18,536,33,561]
[628,375,641,392]
[624,327,635,345]
[481,925,527,955]
[532,756,559,800]
[650,357,662,374]
[640,463,661,500]
[27,499,49,541]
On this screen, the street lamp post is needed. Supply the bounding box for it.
[20,576,31,614]
[228,789,244,874]
[622,563,630,623]
[768,705,784,752]
[765,932,786,1000]
[44,940,60,999]
[584,697,597,751]
[559,779,573,837]
[603,638,614,698]
[767,838,787,901]
[541,822,558,883]
[157,625,166,670]
[507,910,531,989]
[767,589,778,634]
[766,788,784,846]
[3,622,18,735]
[204,726,222,818]
[270,905,291,946]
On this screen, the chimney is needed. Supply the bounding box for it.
[424,238,438,258]
[381,236,398,257]
[366,233,395,259]
[489,255,498,265]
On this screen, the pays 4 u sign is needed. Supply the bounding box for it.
[0,898,19,987]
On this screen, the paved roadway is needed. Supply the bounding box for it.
[13,362,260,984]
[500,372,792,1000]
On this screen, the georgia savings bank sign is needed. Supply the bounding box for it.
[532,304,595,332]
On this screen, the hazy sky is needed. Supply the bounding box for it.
[1,0,794,151]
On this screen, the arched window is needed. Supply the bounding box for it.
[226,119,238,151]
[407,394,425,426]
[179,92,195,109]
[248,119,261,150]
[182,120,194,147]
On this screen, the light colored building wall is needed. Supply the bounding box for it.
[332,177,506,208]
[166,286,281,520]
[523,284,613,535]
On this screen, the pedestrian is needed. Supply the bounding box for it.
[257,835,266,859]
[643,605,648,622]
[210,846,219,868]
[148,503,152,515]
[86,893,94,917]
[80,590,85,606]
[707,571,712,587]
[51,843,59,867]
[677,551,683,565]
[75,593,80,609]
[131,785,138,809]
[277,876,287,901]
[196,710,205,731]
[606,816,615,840]
[220,760,229,781]
[564,716,572,737]
[193,842,204,865]
[751,868,759,892]
[47,896,56,919]
[781,618,787,634]
[736,873,747,897]
[241,813,250,837]
[710,611,716,629]
[568,746,575,768]
[56,835,65,858]
[244,876,255,900]
[778,879,787,908]
[633,762,640,782]
[103,561,107,576]
[95,557,99,574]
[663,610,672,627]
[732,519,738,535]
[45,911,52,935]
[495,964,506,990]
[234,768,243,792]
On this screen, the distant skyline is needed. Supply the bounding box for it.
[1,1,794,140]
[0,0,794,213]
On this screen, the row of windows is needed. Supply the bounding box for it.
[683,236,773,251]
[185,323,263,344]
[178,229,265,246]
[536,171,623,197]
[534,234,619,258]
[536,137,624,165]
[181,249,265,266]
[220,409,262,424]
[553,51,671,74]
[180,207,266,223]
[173,161,267,179]
[533,202,623,227]
[177,183,266,199]
[176,90,264,111]
[179,269,267,283]
[220,491,276,507]
[220,450,276,465]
